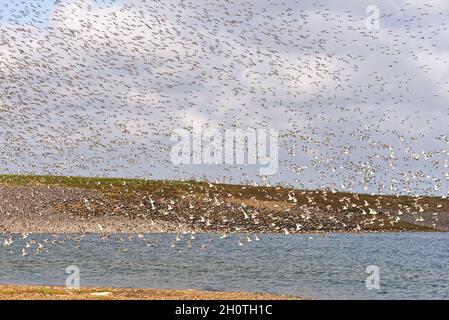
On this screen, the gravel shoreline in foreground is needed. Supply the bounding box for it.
[0,285,301,300]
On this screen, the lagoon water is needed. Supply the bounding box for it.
[0,232,448,299]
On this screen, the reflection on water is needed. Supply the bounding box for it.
[0,232,448,299]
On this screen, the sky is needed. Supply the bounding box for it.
[0,0,449,196]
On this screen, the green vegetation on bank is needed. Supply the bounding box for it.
[0,173,448,215]
[0,174,447,233]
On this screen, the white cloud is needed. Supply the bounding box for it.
[0,0,448,194]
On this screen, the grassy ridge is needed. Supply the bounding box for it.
[1,174,449,219]
[0,173,445,209]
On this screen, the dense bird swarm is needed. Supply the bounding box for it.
[0,0,449,250]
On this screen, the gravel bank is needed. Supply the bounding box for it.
[0,176,447,234]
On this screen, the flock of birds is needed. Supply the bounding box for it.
[0,0,448,256]
[1,232,271,257]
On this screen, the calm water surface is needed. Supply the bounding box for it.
[0,232,448,299]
